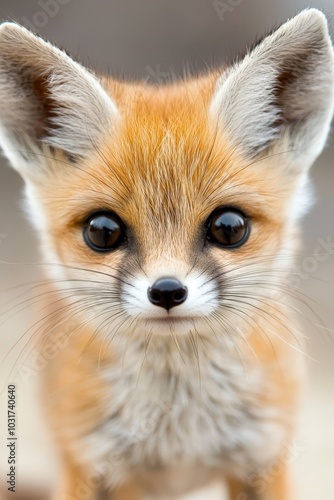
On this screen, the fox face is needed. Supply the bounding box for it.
[0,9,333,342]
[28,93,304,340]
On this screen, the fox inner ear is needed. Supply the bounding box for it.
[0,23,118,174]
[211,9,334,171]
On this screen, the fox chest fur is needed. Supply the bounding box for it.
[45,322,298,493]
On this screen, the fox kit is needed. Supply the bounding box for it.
[0,8,333,500]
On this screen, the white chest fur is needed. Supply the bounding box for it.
[78,336,286,494]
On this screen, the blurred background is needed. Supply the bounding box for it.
[0,1,333,499]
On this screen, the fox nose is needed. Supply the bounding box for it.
[148,278,188,311]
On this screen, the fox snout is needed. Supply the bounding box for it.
[147,277,188,311]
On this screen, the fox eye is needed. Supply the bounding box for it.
[84,212,125,252]
[206,208,249,248]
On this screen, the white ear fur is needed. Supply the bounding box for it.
[211,9,334,171]
[0,22,118,174]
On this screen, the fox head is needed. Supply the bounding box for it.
[0,9,333,340]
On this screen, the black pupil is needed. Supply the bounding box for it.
[86,215,122,250]
[209,210,247,247]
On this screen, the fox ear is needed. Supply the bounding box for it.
[0,23,118,175]
[211,9,334,172]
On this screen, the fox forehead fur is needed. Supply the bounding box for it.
[0,8,333,499]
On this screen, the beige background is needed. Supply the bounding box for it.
[0,0,333,498]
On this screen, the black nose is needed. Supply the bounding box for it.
[148,278,188,311]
